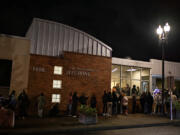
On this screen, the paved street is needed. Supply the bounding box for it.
[0,114,179,135]
[57,126,180,135]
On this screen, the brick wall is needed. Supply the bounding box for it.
[28,52,111,115]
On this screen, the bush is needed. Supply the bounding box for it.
[78,105,97,116]
[174,101,180,111]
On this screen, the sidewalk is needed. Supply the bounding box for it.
[0,113,179,134]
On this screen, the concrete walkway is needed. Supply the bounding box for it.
[0,113,179,135]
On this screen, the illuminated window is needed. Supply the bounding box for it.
[53,80,62,89]
[52,94,61,103]
[54,66,63,75]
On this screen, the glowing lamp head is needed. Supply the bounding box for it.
[164,22,170,32]
[157,25,163,35]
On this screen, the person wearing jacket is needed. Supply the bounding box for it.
[37,93,46,118]
[102,91,108,116]
[107,92,112,116]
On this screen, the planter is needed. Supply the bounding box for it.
[79,113,98,124]
[176,110,180,119]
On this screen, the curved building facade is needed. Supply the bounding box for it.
[26,18,112,57]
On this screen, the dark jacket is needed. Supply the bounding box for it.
[102,93,108,103]
[107,92,112,102]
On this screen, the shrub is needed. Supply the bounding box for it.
[174,101,180,111]
[78,105,97,116]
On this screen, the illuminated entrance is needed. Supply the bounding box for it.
[111,65,150,96]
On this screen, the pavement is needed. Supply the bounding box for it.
[0,113,180,135]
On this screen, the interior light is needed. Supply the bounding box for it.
[112,68,118,72]
[126,69,137,72]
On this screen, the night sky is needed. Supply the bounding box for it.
[0,0,180,62]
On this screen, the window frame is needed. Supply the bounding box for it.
[52,94,61,103]
[54,66,63,75]
[53,80,62,89]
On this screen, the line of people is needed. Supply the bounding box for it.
[0,90,30,120]
[0,90,49,120]
[67,92,97,117]
[102,90,129,116]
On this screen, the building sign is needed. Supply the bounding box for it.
[32,66,45,72]
[66,67,94,77]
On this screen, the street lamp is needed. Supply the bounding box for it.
[156,22,170,115]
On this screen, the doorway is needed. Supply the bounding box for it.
[0,59,12,97]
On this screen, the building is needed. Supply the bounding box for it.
[0,18,180,114]
[0,35,30,97]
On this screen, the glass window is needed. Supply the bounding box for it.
[53,80,62,89]
[54,66,63,75]
[121,66,131,79]
[52,94,61,103]
[111,65,120,89]
[111,65,150,96]
[141,68,150,80]
[121,79,131,96]
[131,80,140,95]
[141,81,149,93]
[131,67,141,80]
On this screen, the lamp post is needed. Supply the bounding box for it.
[156,23,170,115]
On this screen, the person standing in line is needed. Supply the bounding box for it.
[107,91,112,117]
[112,91,118,115]
[102,91,108,116]
[171,92,177,118]
[37,93,46,118]
[140,92,145,113]
[119,92,123,114]
[132,93,136,114]
[122,93,128,115]
[132,85,137,114]
[144,92,149,114]
[71,92,78,117]
[137,86,140,96]
[79,93,88,106]
[125,84,130,96]
[8,90,17,111]
[67,92,72,116]
[8,90,16,103]
[18,90,29,119]
[90,94,97,108]
[157,92,162,114]
[132,85,137,95]
[147,92,153,114]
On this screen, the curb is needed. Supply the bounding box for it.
[0,122,173,135]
